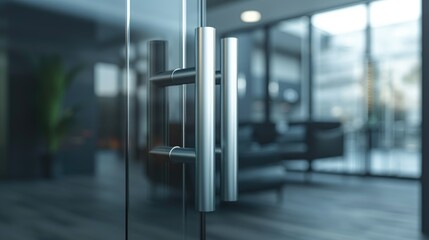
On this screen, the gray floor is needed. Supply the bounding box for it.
[0,151,427,240]
[311,149,421,177]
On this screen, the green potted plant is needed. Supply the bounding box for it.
[36,56,82,179]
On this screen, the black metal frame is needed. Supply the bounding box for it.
[263,26,271,123]
[307,16,314,122]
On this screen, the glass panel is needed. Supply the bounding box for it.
[268,17,309,171]
[269,17,309,123]
[0,1,126,239]
[227,30,266,123]
[312,5,367,173]
[128,0,199,239]
[369,0,421,177]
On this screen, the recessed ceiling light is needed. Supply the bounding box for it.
[240,10,261,23]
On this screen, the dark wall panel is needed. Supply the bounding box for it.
[0,49,7,178]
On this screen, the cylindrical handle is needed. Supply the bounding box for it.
[221,38,238,202]
[148,40,168,150]
[195,27,216,212]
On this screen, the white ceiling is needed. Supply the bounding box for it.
[4,0,183,33]
[208,0,365,33]
[4,0,366,35]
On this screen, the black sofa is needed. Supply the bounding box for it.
[236,121,344,197]
[239,121,344,169]
[144,120,345,202]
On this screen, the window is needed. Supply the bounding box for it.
[228,30,266,123]
[269,17,309,123]
[312,5,367,173]
[369,0,421,177]
[94,63,120,97]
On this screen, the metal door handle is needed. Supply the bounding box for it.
[221,37,238,202]
[195,27,216,212]
[147,29,238,213]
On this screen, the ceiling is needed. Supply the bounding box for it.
[1,0,366,36]
[208,0,365,33]
[207,0,249,9]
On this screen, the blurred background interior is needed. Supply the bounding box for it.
[0,0,428,239]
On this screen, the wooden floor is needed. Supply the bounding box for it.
[208,176,425,240]
[0,152,427,240]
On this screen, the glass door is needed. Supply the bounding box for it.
[127,0,238,239]
[0,1,127,239]
[127,0,199,239]
[0,0,238,239]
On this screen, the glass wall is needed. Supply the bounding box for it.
[312,5,367,173]
[226,0,422,178]
[269,17,309,123]
[369,0,421,177]
[227,30,266,123]
[311,0,421,177]
[0,1,127,239]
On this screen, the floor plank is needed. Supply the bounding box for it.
[0,152,426,240]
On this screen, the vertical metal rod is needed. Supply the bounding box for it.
[147,41,168,190]
[264,26,271,123]
[148,41,168,149]
[181,0,187,67]
[195,4,208,240]
[307,16,313,121]
[200,212,206,240]
[125,0,130,239]
[198,0,206,27]
[221,38,238,201]
[306,18,314,177]
[180,0,188,239]
[195,27,216,212]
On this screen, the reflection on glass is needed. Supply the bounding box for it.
[128,1,202,239]
[312,4,367,174]
[228,30,266,123]
[0,1,126,239]
[269,17,309,122]
[370,0,421,28]
[312,5,367,35]
[311,0,422,177]
[370,0,421,177]
[95,63,120,97]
